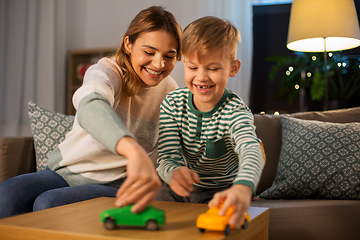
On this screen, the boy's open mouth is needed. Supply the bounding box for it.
[196,85,213,89]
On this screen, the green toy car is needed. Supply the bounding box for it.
[100,205,166,231]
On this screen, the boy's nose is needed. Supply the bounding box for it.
[195,69,208,81]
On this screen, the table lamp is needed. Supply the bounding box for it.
[286,0,360,109]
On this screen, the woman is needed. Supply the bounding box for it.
[0,6,181,218]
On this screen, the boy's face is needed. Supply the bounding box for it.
[183,49,241,112]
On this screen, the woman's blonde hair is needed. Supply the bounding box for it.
[182,16,240,61]
[115,6,182,97]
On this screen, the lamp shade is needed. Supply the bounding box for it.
[287,0,360,52]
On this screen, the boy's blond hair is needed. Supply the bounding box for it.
[182,16,240,61]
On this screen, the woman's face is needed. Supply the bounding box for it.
[124,30,178,87]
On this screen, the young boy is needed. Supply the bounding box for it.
[155,16,265,228]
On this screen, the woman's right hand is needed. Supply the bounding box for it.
[114,137,162,213]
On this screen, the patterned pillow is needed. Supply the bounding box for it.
[28,101,74,171]
[258,116,360,200]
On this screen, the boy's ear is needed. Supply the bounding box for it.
[124,36,132,54]
[229,59,241,77]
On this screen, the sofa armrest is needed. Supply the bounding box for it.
[254,114,282,195]
[0,137,36,183]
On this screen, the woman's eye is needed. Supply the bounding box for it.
[165,55,176,59]
[144,51,154,56]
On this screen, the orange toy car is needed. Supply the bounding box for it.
[196,205,250,236]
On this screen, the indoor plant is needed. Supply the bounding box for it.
[267,51,360,108]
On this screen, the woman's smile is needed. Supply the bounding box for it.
[144,67,164,77]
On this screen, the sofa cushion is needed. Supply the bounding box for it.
[28,101,74,171]
[254,107,360,195]
[258,116,360,199]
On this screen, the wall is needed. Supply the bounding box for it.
[63,0,218,89]
[0,0,255,137]
[63,0,254,92]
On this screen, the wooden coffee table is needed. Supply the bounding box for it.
[0,197,269,240]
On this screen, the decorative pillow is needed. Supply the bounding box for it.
[258,116,360,200]
[28,101,74,171]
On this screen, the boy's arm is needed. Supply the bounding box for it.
[156,97,186,184]
[230,109,265,194]
[209,109,265,228]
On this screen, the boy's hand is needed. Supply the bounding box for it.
[208,184,252,228]
[170,166,200,197]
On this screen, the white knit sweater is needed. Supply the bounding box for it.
[47,57,178,187]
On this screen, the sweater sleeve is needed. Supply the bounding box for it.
[77,92,134,155]
[156,96,185,184]
[230,108,265,194]
[72,62,134,155]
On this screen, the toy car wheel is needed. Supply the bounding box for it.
[242,219,249,229]
[146,220,159,231]
[104,217,117,230]
[224,224,231,235]
[198,228,205,233]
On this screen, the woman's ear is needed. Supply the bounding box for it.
[229,59,241,77]
[124,36,132,54]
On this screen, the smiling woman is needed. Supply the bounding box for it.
[0,5,182,220]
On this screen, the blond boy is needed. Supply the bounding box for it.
[156,16,265,227]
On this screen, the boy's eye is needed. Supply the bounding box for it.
[188,67,197,70]
[209,68,219,71]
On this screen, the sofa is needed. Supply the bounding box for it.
[0,104,359,240]
[251,107,360,240]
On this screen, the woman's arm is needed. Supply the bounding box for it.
[75,64,161,213]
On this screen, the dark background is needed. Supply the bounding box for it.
[250,1,360,114]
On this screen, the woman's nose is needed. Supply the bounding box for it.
[153,55,165,69]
